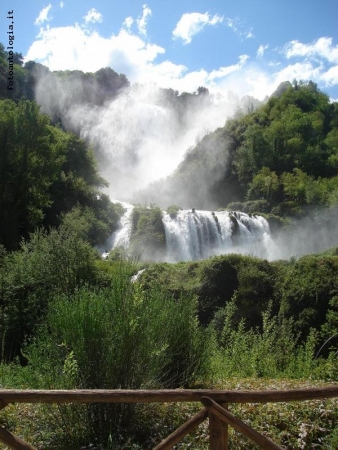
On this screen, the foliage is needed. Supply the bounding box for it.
[166,204,182,219]
[60,200,124,246]
[0,99,121,249]
[209,297,322,379]
[141,81,338,213]
[0,226,100,361]
[280,255,338,339]
[0,100,63,249]
[0,43,26,102]
[19,265,208,446]
[130,205,166,260]
[226,199,270,214]
[0,253,337,447]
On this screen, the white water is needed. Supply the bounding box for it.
[163,210,275,262]
[98,201,134,257]
[105,205,276,262]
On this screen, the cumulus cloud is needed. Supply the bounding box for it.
[83,8,103,24]
[35,4,52,26]
[172,12,223,44]
[321,65,338,86]
[26,23,165,75]
[60,2,64,9]
[137,4,152,36]
[283,37,338,64]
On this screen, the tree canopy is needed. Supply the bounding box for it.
[0,99,122,250]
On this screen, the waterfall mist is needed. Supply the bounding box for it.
[270,206,338,260]
[34,70,253,204]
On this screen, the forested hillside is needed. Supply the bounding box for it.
[138,81,338,213]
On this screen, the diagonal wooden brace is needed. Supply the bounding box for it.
[154,407,208,450]
[0,427,37,450]
[201,396,284,450]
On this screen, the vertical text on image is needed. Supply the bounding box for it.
[7,10,14,91]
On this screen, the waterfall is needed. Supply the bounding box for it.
[99,201,134,257]
[104,205,276,261]
[162,209,275,262]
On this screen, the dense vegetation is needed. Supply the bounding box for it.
[0,95,127,252]
[140,80,338,215]
[1,42,338,448]
[1,243,338,448]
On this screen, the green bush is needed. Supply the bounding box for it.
[210,297,326,380]
[166,204,182,219]
[280,255,338,339]
[61,200,124,246]
[22,263,209,446]
[0,226,99,361]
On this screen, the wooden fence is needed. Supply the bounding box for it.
[0,386,338,449]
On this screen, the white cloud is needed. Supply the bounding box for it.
[137,4,152,36]
[284,37,338,64]
[273,61,323,86]
[60,2,64,9]
[321,65,338,86]
[25,18,253,97]
[26,24,165,74]
[123,17,134,30]
[207,55,249,81]
[257,44,268,58]
[225,17,253,39]
[83,8,103,24]
[172,12,223,44]
[26,5,338,102]
[35,4,52,26]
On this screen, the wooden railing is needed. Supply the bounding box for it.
[0,386,338,449]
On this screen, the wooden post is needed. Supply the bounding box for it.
[209,402,228,450]
[202,397,284,450]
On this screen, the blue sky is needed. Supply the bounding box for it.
[2,0,338,100]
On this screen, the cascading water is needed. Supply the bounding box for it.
[105,204,276,261]
[162,209,275,262]
[99,201,134,258]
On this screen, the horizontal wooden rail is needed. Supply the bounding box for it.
[0,386,337,450]
[0,386,338,404]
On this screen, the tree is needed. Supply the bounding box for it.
[281,169,311,204]
[247,167,279,202]
[0,100,62,248]
[0,99,120,249]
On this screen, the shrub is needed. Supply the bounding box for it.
[166,205,182,219]
[23,263,209,446]
[0,226,99,361]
